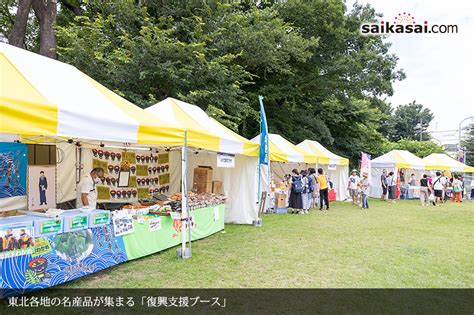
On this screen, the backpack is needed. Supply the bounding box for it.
[307,175,314,193]
[292,176,304,193]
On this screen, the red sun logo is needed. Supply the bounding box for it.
[394,12,416,25]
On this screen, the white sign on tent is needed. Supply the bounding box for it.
[217,153,235,168]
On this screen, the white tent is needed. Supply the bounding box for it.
[369,150,432,198]
[145,98,259,224]
[297,140,350,201]
[422,153,474,173]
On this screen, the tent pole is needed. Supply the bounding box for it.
[179,129,191,259]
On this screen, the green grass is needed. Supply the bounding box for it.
[64,199,474,288]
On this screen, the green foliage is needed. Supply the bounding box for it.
[387,101,434,141]
[461,123,474,165]
[383,139,445,158]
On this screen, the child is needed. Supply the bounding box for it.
[360,172,370,209]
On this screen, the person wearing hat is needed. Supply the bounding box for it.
[348,169,361,206]
[360,172,370,209]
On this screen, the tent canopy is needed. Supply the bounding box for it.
[423,153,474,172]
[371,150,431,170]
[145,98,258,156]
[297,140,349,166]
[0,43,186,146]
[252,134,317,164]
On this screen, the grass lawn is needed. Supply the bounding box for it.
[64,199,473,288]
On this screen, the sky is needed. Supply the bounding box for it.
[350,0,474,145]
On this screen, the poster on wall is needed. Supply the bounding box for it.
[88,148,170,203]
[112,210,135,237]
[28,166,56,210]
[0,142,27,207]
[0,223,34,259]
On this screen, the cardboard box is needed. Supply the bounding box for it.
[193,166,213,193]
[275,193,287,208]
[212,180,223,194]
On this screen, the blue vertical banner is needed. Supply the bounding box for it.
[258,95,269,165]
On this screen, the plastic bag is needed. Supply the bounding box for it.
[428,193,435,201]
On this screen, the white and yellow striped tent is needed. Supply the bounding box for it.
[370,150,432,170]
[423,153,474,172]
[145,98,258,156]
[251,133,317,163]
[297,140,349,166]
[0,43,185,146]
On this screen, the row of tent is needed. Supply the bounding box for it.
[1,43,472,222]
[0,43,349,224]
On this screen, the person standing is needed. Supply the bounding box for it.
[288,169,304,214]
[317,168,330,210]
[308,168,319,209]
[409,173,417,186]
[348,170,361,206]
[380,169,388,201]
[301,170,311,214]
[76,167,105,209]
[360,172,370,209]
[419,174,430,206]
[452,175,463,203]
[431,171,446,206]
[387,171,397,203]
[38,171,48,205]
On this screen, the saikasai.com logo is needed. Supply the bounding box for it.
[360,12,458,35]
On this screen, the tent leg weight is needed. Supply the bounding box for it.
[176,247,192,259]
[253,218,263,227]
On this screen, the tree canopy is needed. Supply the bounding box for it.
[1,0,446,166]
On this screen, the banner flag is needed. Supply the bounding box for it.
[258,95,269,165]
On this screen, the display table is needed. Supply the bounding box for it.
[407,186,421,199]
[0,205,225,296]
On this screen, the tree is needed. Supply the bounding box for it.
[31,0,58,58]
[383,139,445,158]
[388,101,434,141]
[461,123,474,166]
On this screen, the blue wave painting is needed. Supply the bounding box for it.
[0,142,27,198]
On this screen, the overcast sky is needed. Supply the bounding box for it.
[350,0,473,144]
